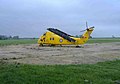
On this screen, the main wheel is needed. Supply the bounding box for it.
[50,44,55,47]
[39,43,43,47]
[76,45,80,48]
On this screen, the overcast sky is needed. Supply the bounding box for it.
[0,0,120,38]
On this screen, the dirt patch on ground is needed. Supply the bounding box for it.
[0,43,120,65]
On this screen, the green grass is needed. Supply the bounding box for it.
[0,38,120,46]
[0,39,37,46]
[0,60,120,84]
[87,38,120,43]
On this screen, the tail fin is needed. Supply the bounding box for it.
[81,26,94,43]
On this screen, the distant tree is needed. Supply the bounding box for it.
[0,35,8,40]
[112,35,115,38]
[13,36,19,39]
[75,35,92,38]
[79,35,83,38]
[8,36,12,39]
[33,37,36,39]
[75,35,79,38]
[89,36,92,38]
[75,35,83,38]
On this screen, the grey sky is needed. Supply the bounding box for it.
[0,0,120,37]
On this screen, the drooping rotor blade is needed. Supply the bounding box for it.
[90,26,95,29]
[47,28,76,42]
[80,29,86,32]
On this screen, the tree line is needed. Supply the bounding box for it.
[0,35,19,40]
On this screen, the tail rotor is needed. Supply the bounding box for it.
[80,22,94,32]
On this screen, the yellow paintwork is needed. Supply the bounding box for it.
[38,27,94,46]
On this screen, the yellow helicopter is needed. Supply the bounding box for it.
[38,23,94,47]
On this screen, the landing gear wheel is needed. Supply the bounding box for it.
[50,44,55,47]
[76,46,80,48]
[60,44,62,47]
[39,43,43,47]
[76,45,84,48]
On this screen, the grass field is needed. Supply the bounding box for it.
[0,60,120,84]
[87,38,120,43]
[0,39,38,46]
[0,38,120,46]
